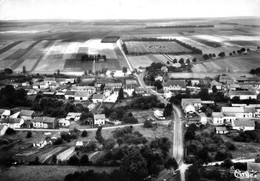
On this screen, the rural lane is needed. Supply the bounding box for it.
[136,72,186,181]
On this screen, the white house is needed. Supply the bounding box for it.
[222,107,255,119]
[181,98,202,114]
[231,119,255,131]
[74,91,90,101]
[65,91,75,100]
[0,118,24,129]
[211,80,222,90]
[66,112,81,121]
[94,114,107,126]
[163,80,186,91]
[92,94,104,103]
[58,119,70,127]
[229,90,257,100]
[154,110,165,120]
[20,110,34,121]
[71,85,96,94]
[33,117,57,129]
[212,112,225,125]
[199,113,207,125]
[215,127,228,134]
[0,109,11,119]
[0,125,8,136]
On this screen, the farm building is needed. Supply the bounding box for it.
[27,89,37,96]
[71,85,96,94]
[222,107,255,118]
[92,94,104,103]
[33,117,57,129]
[210,80,222,90]
[94,114,108,126]
[181,98,202,113]
[219,75,233,84]
[231,119,255,131]
[66,112,81,121]
[228,90,257,100]
[20,110,34,120]
[199,113,207,125]
[65,91,75,100]
[0,118,24,129]
[74,91,91,101]
[215,127,228,134]
[154,110,165,120]
[163,79,186,91]
[58,119,70,127]
[0,125,8,136]
[0,109,11,119]
[44,77,57,84]
[212,112,225,125]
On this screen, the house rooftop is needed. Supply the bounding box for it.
[222,107,244,113]
[74,91,90,97]
[20,110,34,117]
[212,112,224,117]
[181,98,201,108]
[229,90,257,96]
[93,94,103,100]
[34,117,56,123]
[164,79,186,88]
[233,120,255,127]
[65,91,75,96]
[215,127,227,131]
[94,114,106,119]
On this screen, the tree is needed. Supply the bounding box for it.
[212,85,217,93]
[179,58,184,64]
[192,58,197,62]
[5,128,16,135]
[187,165,200,181]
[167,61,170,64]
[4,68,13,74]
[186,59,190,64]
[80,154,89,165]
[121,147,148,180]
[22,66,26,73]
[57,69,60,75]
[118,87,124,100]
[163,103,173,117]
[52,155,57,164]
[164,157,178,171]
[143,120,153,128]
[122,66,128,74]
[173,59,177,63]
[68,155,79,165]
[154,80,163,90]
[229,52,232,56]
[202,54,209,60]
[103,138,116,150]
[26,131,32,138]
[81,130,88,137]
[218,52,225,58]
[95,126,104,144]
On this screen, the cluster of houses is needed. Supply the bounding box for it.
[19,77,145,104]
[180,96,258,134]
[0,107,120,136]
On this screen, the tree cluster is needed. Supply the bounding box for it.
[0,85,31,108]
[81,54,106,62]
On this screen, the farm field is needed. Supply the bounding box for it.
[56,147,75,162]
[192,52,260,73]
[0,165,118,181]
[127,55,154,68]
[125,41,192,54]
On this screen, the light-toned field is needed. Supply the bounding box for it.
[125,41,191,54]
[0,41,14,49]
[56,147,75,162]
[0,59,17,69]
[192,52,260,73]
[85,39,118,59]
[15,59,38,72]
[127,55,154,68]
[0,41,35,61]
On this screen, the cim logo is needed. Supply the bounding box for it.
[230,167,258,179]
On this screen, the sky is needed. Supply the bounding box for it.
[0,0,260,20]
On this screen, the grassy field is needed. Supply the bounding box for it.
[192,52,260,73]
[0,165,118,181]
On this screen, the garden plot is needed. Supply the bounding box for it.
[19,40,50,60]
[0,41,14,49]
[127,55,154,69]
[125,41,191,54]
[0,41,35,61]
[15,59,38,72]
[39,147,66,163]
[56,147,75,162]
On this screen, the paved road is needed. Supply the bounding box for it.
[136,72,185,181]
